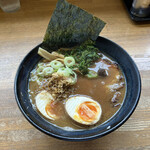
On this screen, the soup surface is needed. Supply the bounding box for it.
[28,52,126,130]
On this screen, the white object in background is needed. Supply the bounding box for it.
[0,0,20,13]
[131,0,150,17]
[132,0,150,9]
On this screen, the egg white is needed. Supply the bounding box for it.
[65,96,102,125]
[35,90,55,120]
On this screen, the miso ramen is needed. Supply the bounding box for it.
[28,41,126,130]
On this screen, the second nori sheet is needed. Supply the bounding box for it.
[43,0,106,50]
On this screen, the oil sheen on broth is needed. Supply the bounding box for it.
[28,54,126,130]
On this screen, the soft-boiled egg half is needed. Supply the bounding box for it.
[35,90,59,120]
[65,96,102,125]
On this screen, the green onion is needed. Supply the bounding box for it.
[59,40,101,75]
[43,67,54,76]
[86,70,98,78]
[46,62,51,67]
[57,67,70,77]
[50,60,64,69]
[71,71,77,84]
[65,66,73,74]
[37,62,45,67]
[37,66,44,77]
[64,56,75,67]
[29,75,38,81]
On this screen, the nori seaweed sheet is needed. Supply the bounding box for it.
[42,0,106,50]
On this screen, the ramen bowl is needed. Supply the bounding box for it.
[14,36,141,141]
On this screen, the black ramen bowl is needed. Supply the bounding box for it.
[14,36,141,141]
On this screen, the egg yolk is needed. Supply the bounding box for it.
[45,101,62,119]
[78,101,98,122]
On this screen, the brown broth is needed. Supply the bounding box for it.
[28,54,126,130]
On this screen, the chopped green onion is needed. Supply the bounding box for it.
[65,71,77,84]
[71,71,77,84]
[65,66,73,74]
[86,70,98,78]
[43,67,54,76]
[38,62,45,67]
[46,62,51,67]
[64,56,75,67]
[37,66,44,77]
[50,60,64,69]
[29,75,38,81]
[57,67,70,77]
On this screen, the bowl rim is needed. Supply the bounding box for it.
[14,36,141,141]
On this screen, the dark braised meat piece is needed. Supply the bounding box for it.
[111,91,121,103]
[109,82,125,91]
[98,68,108,77]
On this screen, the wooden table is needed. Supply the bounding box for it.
[0,0,150,149]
